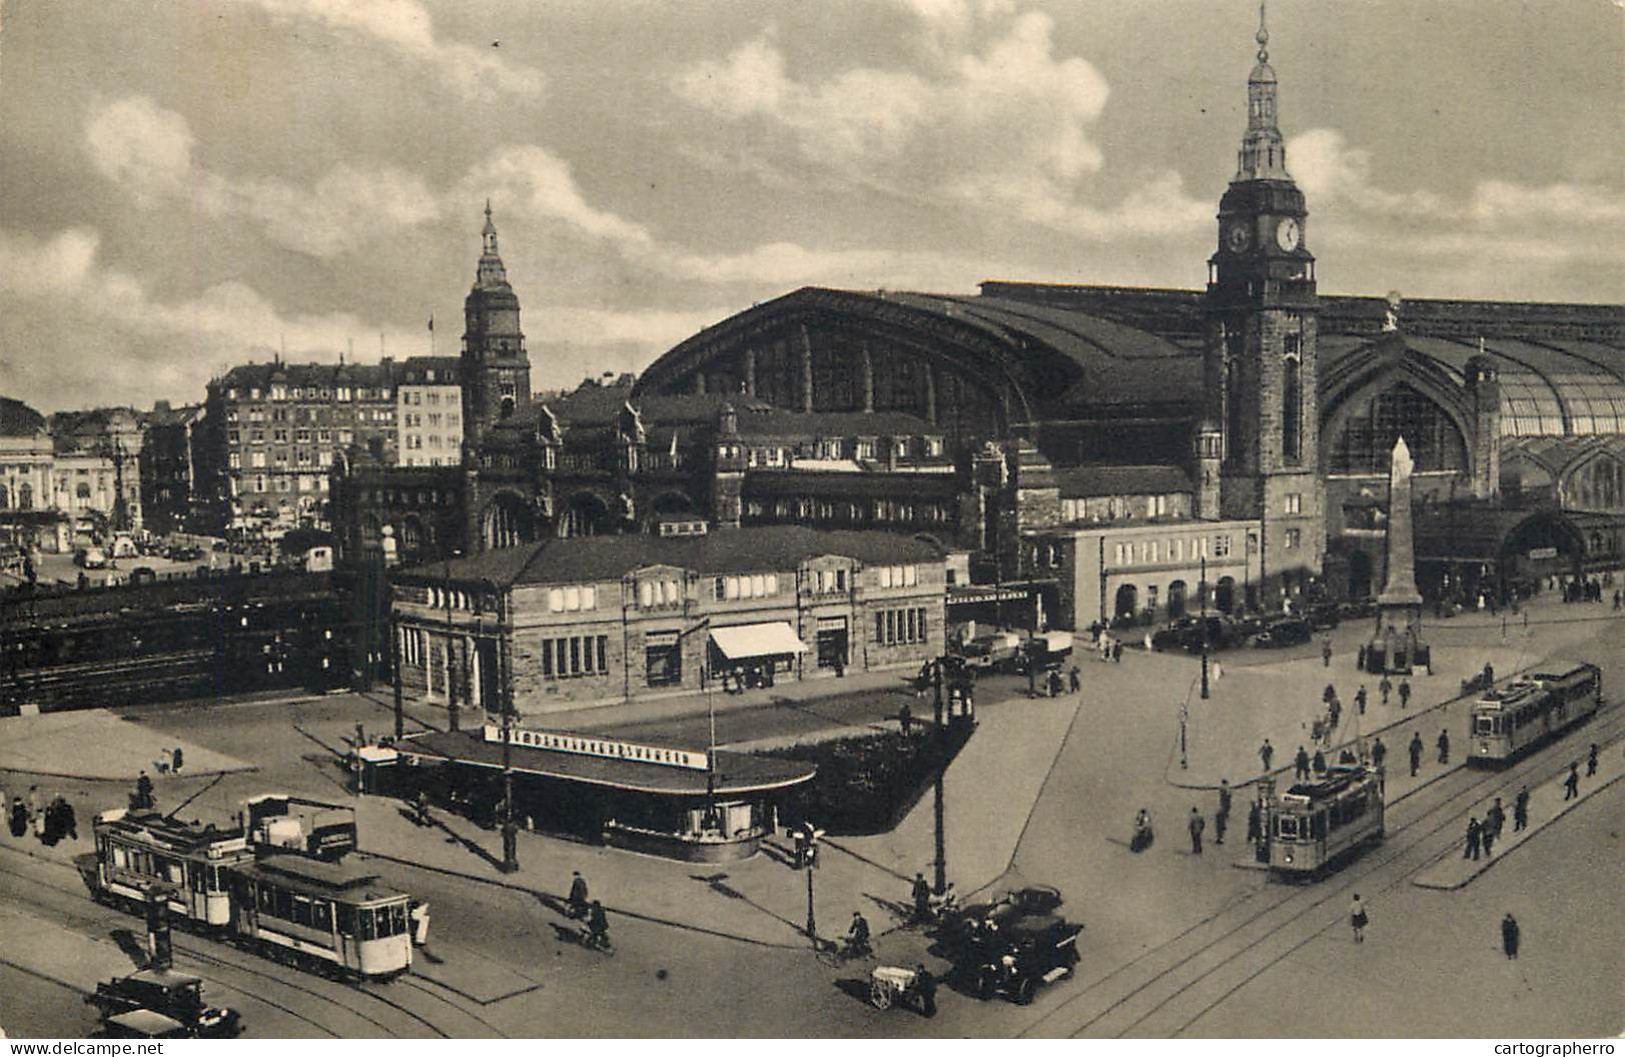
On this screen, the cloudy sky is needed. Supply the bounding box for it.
[2,0,1621,413]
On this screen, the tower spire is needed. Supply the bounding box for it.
[1236,1,1290,182]
[476,200,508,289]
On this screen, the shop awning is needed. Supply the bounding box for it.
[710,622,807,660]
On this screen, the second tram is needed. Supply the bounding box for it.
[1267,764,1385,879]
[1469,660,1602,765]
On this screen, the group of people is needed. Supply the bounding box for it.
[2,784,77,846]
[565,870,611,949]
[1558,574,1609,605]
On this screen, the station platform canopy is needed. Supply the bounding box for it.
[709,622,807,661]
[394,728,815,797]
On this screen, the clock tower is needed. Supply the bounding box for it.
[461,201,532,455]
[1203,3,1322,609]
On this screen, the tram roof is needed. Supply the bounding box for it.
[237,853,404,903]
[397,729,817,796]
[1283,766,1375,801]
[98,811,247,853]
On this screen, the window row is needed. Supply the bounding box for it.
[875,606,929,646]
[876,564,919,589]
[541,634,609,679]
[712,573,781,601]
[547,585,598,613]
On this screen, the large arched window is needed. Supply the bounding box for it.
[1564,455,1625,512]
[1282,356,1302,464]
[1329,384,1467,474]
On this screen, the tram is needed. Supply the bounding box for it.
[89,800,416,980]
[1469,661,1602,765]
[1266,764,1384,879]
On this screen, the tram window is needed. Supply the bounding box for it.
[292,895,313,927]
[336,905,355,935]
[312,901,333,933]
[1311,813,1327,839]
[208,866,222,892]
[358,908,377,940]
[1277,817,1297,839]
[273,889,293,920]
[189,863,206,893]
[258,885,274,913]
[112,847,129,870]
[391,904,407,936]
[1475,716,1494,735]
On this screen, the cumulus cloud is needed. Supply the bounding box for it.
[459,146,655,247]
[230,0,544,101]
[672,9,1120,229]
[85,96,442,258]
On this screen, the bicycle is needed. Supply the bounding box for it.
[814,936,872,968]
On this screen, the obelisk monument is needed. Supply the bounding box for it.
[1367,436,1429,673]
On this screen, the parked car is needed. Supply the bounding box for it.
[99,1010,193,1039]
[86,970,241,1039]
[75,547,108,569]
[1253,617,1313,648]
[1304,600,1342,630]
[947,885,1081,1005]
[956,630,1022,673]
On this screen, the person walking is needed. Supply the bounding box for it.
[1246,800,1262,845]
[1069,666,1081,693]
[1350,894,1369,943]
[1357,643,1368,671]
[1322,637,1333,668]
[1312,749,1327,775]
[911,871,932,921]
[1563,761,1580,800]
[1399,680,1412,709]
[1514,786,1530,831]
[1371,737,1387,773]
[1437,728,1451,765]
[1501,913,1520,959]
[1355,685,1368,715]
[898,702,914,736]
[913,964,938,1017]
[1259,739,1274,774]
[1213,805,1227,846]
[1464,817,1482,860]
[1480,819,1496,858]
[1485,797,1506,842]
[1380,676,1393,708]
[1218,779,1233,827]
[1408,732,1424,777]
[1587,742,1599,777]
[567,870,590,919]
[1112,640,1123,663]
[1294,745,1311,781]
[1188,807,1205,855]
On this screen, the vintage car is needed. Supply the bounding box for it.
[86,970,242,1039]
[1253,617,1313,649]
[99,1010,194,1039]
[945,885,1081,1004]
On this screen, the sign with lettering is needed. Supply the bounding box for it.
[1527,547,1558,561]
[483,724,708,771]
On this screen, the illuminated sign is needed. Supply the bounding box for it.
[482,725,709,771]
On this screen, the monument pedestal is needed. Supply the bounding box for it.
[1365,436,1429,675]
[1365,602,1430,674]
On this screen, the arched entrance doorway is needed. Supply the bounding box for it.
[483,494,536,550]
[1214,577,1236,614]
[558,493,611,538]
[1167,580,1188,620]
[1114,584,1138,620]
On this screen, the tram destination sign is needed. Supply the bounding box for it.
[482,724,709,771]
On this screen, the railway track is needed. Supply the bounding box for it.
[1016,704,1625,1038]
[0,845,504,1038]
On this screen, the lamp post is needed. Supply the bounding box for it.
[1200,554,1211,700]
[805,858,817,948]
[494,579,518,874]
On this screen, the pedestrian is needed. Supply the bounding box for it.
[1380,677,1393,707]
[1399,680,1412,709]
[1436,728,1450,765]
[1188,807,1205,855]
[899,702,914,736]
[1485,797,1505,842]
[1259,739,1274,774]
[1213,806,1227,846]
[1350,894,1368,943]
[1409,733,1424,777]
[1323,683,1336,706]
[1113,640,1123,663]
[568,870,590,918]
[1356,685,1367,715]
[1357,643,1368,671]
[1481,820,1496,857]
[355,722,367,748]
[1212,658,1223,682]
[8,800,26,839]
[912,871,932,921]
[913,964,937,1017]
[1563,761,1579,800]
[1322,638,1333,667]
[1371,737,1387,772]
[1294,745,1311,781]
[134,771,155,811]
[1312,748,1327,775]
[1513,786,1530,831]
[1501,913,1520,959]
[170,746,183,774]
[1329,696,1341,730]
[1587,742,1598,777]
[1218,779,1233,822]
[1069,665,1081,693]
[1246,800,1262,845]
[1465,817,1482,860]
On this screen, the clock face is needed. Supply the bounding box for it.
[1226,222,1251,252]
[1276,217,1301,251]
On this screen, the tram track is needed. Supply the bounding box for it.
[0,843,483,1038]
[1015,703,1625,1038]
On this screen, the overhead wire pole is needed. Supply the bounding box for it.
[495,578,518,873]
[1200,553,1211,699]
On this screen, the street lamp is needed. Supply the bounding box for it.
[1200,554,1211,700]
[490,577,518,874]
[443,549,460,732]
